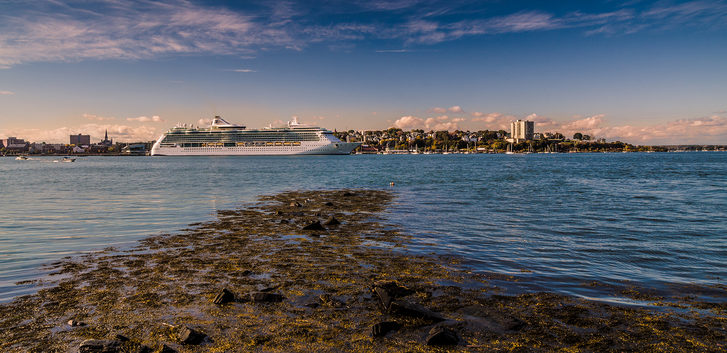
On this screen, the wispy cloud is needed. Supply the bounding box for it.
[127,115,164,122]
[0,91,15,95]
[1,1,725,67]
[232,69,256,73]
[82,113,115,121]
[393,114,464,130]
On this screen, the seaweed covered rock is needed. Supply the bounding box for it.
[178,326,206,345]
[425,326,459,346]
[77,339,121,353]
[372,321,401,337]
[212,288,235,305]
[302,221,325,231]
[251,292,284,303]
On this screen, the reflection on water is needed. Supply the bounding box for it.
[1,153,726,303]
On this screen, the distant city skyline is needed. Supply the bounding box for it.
[1,0,726,144]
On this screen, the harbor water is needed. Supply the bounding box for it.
[1,153,726,303]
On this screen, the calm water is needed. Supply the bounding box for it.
[1,153,726,303]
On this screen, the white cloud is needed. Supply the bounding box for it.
[127,115,164,122]
[82,113,115,121]
[393,114,462,131]
[448,105,464,113]
[0,90,15,95]
[232,69,256,73]
[431,107,447,114]
[393,115,425,130]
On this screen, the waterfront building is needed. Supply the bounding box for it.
[2,137,29,152]
[98,130,113,147]
[70,134,91,146]
[510,120,535,143]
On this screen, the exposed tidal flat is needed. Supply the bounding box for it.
[1,189,725,352]
[0,153,726,351]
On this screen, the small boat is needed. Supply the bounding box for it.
[61,157,76,162]
[15,156,29,160]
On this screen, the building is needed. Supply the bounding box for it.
[510,120,534,142]
[2,137,29,152]
[70,134,90,146]
[98,130,113,147]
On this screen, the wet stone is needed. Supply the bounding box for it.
[290,201,302,207]
[372,321,401,337]
[374,287,393,311]
[302,221,325,231]
[323,216,340,226]
[389,300,445,322]
[323,201,334,207]
[425,326,459,346]
[77,339,121,353]
[68,319,86,327]
[156,344,177,353]
[178,326,206,345]
[212,288,235,305]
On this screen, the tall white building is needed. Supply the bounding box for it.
[510,120,534,142]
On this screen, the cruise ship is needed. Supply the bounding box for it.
[150,116,360,156]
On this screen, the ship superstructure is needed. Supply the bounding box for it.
[151,116,360,156]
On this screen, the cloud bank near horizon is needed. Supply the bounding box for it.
[393,109,727,145]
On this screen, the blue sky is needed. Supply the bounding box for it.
[1,0,726,144]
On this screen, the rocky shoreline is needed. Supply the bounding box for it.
[1,189,725,352]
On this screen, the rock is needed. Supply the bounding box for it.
[373,281,414,298]
[212,288,235,305]
[302,221,325,231]
[135,345,153,353]
[113,334,129,342]
[178,326,206,345]
[275,210,284,215]
[343,192,355,197]
[425,326,459,346]
[77,339,121,353]
[372,321,401,337]
[251,292,284,303]
[155,344,177,353]
[314,212,322,216]
[279,219,289,224]
[372,281,414,311]
[68,319,86,327]
[323,201,334,207]
[323,216,340,226]
[458,305,526,332]
[389,300,445,322]
[290,201,302,207]
[373,287,393,310]
[240,269,252,276]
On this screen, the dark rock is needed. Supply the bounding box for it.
[373,287,392,310]
[314,212,322,216]
[279,219,289,224]
[77,339,121,353]
[323,216,340,226]
[343,192,355,197]
[178,326,206,345]
[373,281,414,298]
[389,300,445,322]
[323,201,334,207]
[113,334,129,342]
[212,288,235,305]
[135,346,153,353]
[372,321,401,337]
[68,319,86,327]
[240,269,252,276]
[302,221,325,231]
[275,210,284,215]
[304,301,320,308]
[425,326,459,346]
[458,305,526,332]
[156,344,177,353]
[290,201,302,207]
[251,292,284,303]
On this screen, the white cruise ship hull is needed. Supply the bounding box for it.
[151,141,360,156]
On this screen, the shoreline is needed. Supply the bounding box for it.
[1,189,725,352]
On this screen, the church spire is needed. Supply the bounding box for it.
[104,129,108,140]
